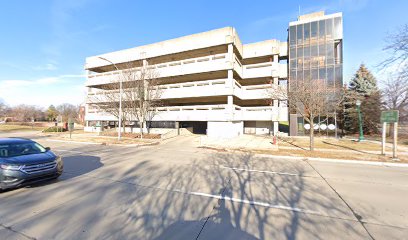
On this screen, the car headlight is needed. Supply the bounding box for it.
[0,164,23,171]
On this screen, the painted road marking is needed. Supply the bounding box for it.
[174,189,322,216]
[220,166,317,178]
[54,149,84,154]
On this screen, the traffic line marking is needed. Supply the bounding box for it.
[220,166,302,176]
[175,189,321,215]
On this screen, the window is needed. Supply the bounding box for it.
[311,45,318,68]
[297,24,303,45]
[303,46,310,67]
[318,20,325,42]
[335,66,343,88]
[312,69,318,81]
[326,18,333,40]
[319,68,326,83]
[290,47,296,60]
[318,44,326,67]
[297,69,303,82]
[326,42,334,65]
[0,142,46,158]
[290,59,297,69]
[327,66,335,88]
[303,23,310,45]
[311,21,318,45]
[334,17,342,39]
[304,69,311,81]
[289,26,296,46]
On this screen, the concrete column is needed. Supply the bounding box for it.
[227,69,234,89]
[227,44,235,122]
[228,44,234,63]
[228,95,233,106]
[273,121,279,135]
[175,121,180,135]
[273,77,279,107]
[273,54,278,63]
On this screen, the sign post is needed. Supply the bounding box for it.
[56,115,62,133]
[393,121,398,159]
[380,110,399,160]
[68,118,75,139]
[381,122,386,155]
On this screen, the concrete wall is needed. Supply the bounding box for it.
[244,121,273,135]
[207,121,243,138]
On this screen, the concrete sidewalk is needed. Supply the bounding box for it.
[199,135,278,151]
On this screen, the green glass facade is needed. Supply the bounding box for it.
[288,14,343,136]
[289,16,343,91]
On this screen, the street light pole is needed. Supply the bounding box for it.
[356,99,364,141]
[97,56,122,141]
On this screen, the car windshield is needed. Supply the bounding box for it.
[0,142,47,158]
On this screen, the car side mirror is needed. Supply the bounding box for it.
[45,147,51,151]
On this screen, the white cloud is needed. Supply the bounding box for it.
[33,63,58,71]
[0,74,86,107]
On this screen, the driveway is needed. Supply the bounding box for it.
[0,133,407,239]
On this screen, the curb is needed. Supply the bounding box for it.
[46,139,160,147]
[254,153,408,168]
[103,141,160,147]
[46,139,101,145]
[200,146,408,168]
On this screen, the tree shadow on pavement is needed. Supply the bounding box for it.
[0,149,369,239]
[322,141,378,155]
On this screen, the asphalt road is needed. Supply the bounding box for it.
[1,132,407,239]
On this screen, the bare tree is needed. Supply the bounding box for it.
[271,80,344,151]
[123,60,162,138]
[382,72,408,123]
[88,60,162,138]
[88,81,128,133]
[9,105,44,122]
[0,101,9,119]
[56,103,79,122]
[380,24,408,76]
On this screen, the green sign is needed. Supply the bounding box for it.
[381,110,399,123]
[68,118,75,132]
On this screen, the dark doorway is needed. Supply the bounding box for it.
[179,121,207,134]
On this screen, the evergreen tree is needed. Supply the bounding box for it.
[344,64,381,134]
[46,105,59,122]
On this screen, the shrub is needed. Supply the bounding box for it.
[42,126,66,132]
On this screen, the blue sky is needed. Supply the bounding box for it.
[0,0,407,108]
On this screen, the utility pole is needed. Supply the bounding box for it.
[97,56,122,141]
[356,99,364,141]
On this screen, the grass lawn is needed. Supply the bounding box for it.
[0,124,45,132]
[253,148,408,163]
[278,136,406,151]
[45,132,160,145]
[272,136,408,162]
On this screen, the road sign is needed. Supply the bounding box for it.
[380,110,399,160]
[57,115,63,123]
[381,110,399,123]
[68,121,74,132]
